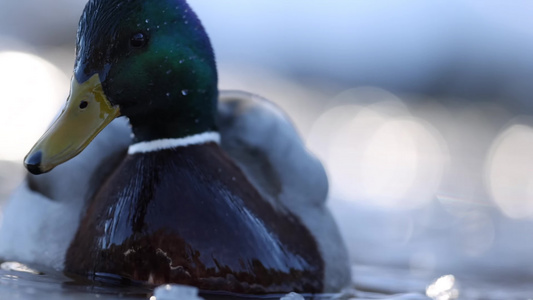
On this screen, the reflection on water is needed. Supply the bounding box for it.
[3,263,533,300]
[1,261,41,275]
[0,263,330,300]
[0,262,426,300]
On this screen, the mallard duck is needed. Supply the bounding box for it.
[0,0,350,294]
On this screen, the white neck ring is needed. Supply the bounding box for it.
[128,131,221,154]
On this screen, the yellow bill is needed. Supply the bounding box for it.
[24,74,120,174]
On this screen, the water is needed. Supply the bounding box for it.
[2,260,533,300]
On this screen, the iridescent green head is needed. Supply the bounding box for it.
[78,0,218,140]
[24,0,218,174]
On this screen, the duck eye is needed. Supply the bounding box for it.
[130,32,147,48]
[79,101,88,109]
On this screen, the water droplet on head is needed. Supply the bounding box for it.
[145,19,150,23]
[166,92,171,97]
[181,90,189,96]
[179,59,184,64]
[166,70,172,75]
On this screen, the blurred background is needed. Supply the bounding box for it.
[1,0,533,297]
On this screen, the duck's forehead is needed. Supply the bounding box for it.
[74,0,204,82]
[78,0,146,45]
[82,0,138,29]
[74,1,134,79]
[81,0,189,23]
[75,0,191,60]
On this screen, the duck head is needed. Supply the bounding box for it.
[24,0,218,175]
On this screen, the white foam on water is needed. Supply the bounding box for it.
[153,284,203,300]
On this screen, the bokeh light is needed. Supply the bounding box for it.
[308,87,449,209]
[486,120,533,219]
[0,51,68,161]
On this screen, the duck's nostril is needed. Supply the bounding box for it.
[25,151,43,175]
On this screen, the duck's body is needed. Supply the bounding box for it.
[67,137,323,292]
[0,93,350,292]
[0,0,350,294]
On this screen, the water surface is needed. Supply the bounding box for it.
[3,261,533,300]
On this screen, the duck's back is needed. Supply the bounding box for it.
[65,142,324,294]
